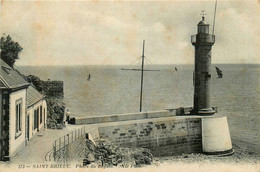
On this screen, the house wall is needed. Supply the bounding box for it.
[1,90,10,161]
[27,99,47,140]
[9,89,27,158]
[0,90,2,114]
[0,90,2,159]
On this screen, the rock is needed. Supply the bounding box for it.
[46,97,65,129]
[86,140,96,152]
[83,139,153,168]
[86,153,96,162]
[117,161,135,168]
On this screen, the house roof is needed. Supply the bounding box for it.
[0,58,29,89]
[27,85,45,107]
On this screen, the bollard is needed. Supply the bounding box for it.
[85,133,89,139]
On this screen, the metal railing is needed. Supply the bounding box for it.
[45,149,54,161]
[53,126,86,161]
[191,34,215,44]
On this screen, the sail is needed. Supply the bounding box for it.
[215,66,223,78]
[87,74,91,81]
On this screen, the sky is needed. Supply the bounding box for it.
[0,0,260,66]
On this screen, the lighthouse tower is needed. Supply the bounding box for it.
[189,13,233,155]
[191,15,215,115]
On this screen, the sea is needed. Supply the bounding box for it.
[17,64,260,156]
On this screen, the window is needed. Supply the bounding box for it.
[15,99,22,138]
[44,108,46,128]
[34,109,37,130]
[44,108,45,122]
[40,106,42,124]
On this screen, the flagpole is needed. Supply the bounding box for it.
[212,0,218,35]
[140,40,145,112]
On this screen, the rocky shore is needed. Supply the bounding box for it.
[45,97,66,129]
[152,143,259,170]
[84,139,153,168]
[82,136,259,169]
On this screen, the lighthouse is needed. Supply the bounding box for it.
[191,14,215,115]
[189,13,233,155]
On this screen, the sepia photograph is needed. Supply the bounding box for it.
[0,0,259,171]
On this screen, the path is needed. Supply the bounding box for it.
[5,125,84,167]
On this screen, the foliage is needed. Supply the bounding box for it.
[46,97,65,129]
[0,34,23,68]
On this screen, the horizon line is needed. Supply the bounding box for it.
[16,63,260,67]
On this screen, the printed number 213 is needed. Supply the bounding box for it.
[18,165,25,168]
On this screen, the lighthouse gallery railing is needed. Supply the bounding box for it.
[191,34,215,44]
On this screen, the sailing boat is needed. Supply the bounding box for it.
[215,66,223,78]
[87,74,91,81]
[175,67,178,71]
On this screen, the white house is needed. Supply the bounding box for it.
[26,85,47,140]
[0,59,47,161]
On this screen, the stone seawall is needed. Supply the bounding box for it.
[74,107,218,125]
[24,75,64,98]
[41,81,63,97]
[53,115,232,162]
[75,109,176,125]
[98,117,202,157]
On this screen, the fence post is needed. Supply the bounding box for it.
[64,135,66,164]
[59,138,61,150]
[53,141,56,161]
[67,134,70,162]
[80,128,83,137]
[72,132,73,143]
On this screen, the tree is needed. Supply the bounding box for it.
[0,34,23,68]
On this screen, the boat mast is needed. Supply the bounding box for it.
[140,40,145,112]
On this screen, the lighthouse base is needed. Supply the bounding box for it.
[199,107,215,114]
[203,148,234,156]
[190,107,216,116]
[202,116,234,156]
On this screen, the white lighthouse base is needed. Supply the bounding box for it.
[202,115,234,155]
